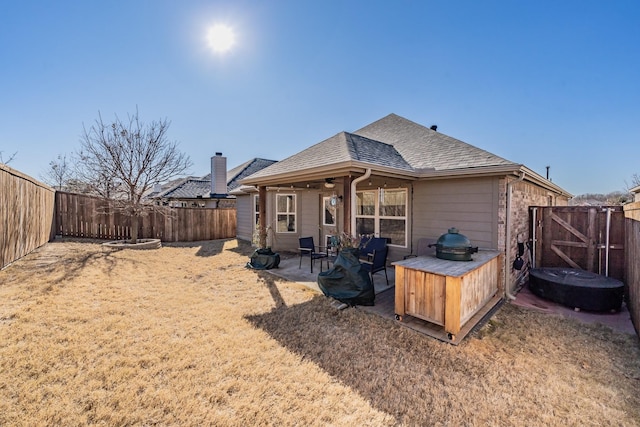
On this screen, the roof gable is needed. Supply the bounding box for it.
[247,131,412,180]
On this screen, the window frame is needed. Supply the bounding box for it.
[253,194,260,232]
[323,196,337,226]
[355,188,407,247]
[275,193,297,233]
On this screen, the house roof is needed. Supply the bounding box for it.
[246,131,413,180]
[240,113,572,197]
[151,158,277,200]
[201,158,277,192]
[354,113,517,171]
[243,113,520,184]
[162,178,211,199]
[144,177,187,199]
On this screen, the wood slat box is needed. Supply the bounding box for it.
[393,250,501,341]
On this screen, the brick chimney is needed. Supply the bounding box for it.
[210,152,227,197]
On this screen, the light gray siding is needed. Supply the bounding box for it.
[299,191,320,237]
[411,177,500,251]
[296,191,323,251]
[235,194,253,243]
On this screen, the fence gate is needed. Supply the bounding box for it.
[531,206,625,281]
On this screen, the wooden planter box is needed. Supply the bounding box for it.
[393,250,501,341]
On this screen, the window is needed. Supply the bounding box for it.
[323,196,336,226]
[355,191,376,236]
[276,194,296,233]
[355,188,407,246]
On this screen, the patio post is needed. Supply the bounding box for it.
[343,177,351,235]
[258,185,267,248]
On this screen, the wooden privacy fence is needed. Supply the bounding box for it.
[623,202,640,336]
[55,192,236,242]
[1,164,56,270]
[531,206,625,281]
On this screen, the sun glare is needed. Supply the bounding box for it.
[206,24,236,54]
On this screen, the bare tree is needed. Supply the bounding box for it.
[0,150,17,165]
[75,109,192,243]
[41,154,74,190]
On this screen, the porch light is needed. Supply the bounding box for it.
[324,178,335,189]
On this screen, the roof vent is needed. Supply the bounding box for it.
[430,125,437,131]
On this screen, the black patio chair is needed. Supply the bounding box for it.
[360,245,389,287]
[298,236,328,273]
[359,236,389,262]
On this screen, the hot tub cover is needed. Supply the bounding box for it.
[528,267,624,312]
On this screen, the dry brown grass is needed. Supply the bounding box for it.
[0,238,639,426]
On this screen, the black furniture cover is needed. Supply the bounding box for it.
[246,248,281,270]
[317,248,374,306]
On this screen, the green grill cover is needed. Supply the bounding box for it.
[317,248,374,306]
[246,248,281,270]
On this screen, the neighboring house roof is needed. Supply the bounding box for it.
[162,178,211,199]
[151,158,277,201]
[144,177,188,199]
[201,158,277,193]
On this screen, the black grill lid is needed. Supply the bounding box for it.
[435,228,471,248]
[430,228,479,261]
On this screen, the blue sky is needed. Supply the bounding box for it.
[1,1,638,196]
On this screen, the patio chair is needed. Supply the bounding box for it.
[359,236,389,262]
[360,245,389,287]
[298,236,328,273]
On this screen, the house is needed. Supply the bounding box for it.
[146,153,276,208]
[631,184,640,203]
[235,113,572,297]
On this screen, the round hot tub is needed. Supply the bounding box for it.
[528,267,624,312]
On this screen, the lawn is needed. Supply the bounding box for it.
[1,238,639,426]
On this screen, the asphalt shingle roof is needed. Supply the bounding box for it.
[226,158,277,191]
[157,158,277,199]
[244,113,518,183]
[354,114,517,171]
[246,131,412,179]
[347,132,413,170]
[162,179,211,199]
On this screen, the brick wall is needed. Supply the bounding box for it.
[505,177,570,292]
